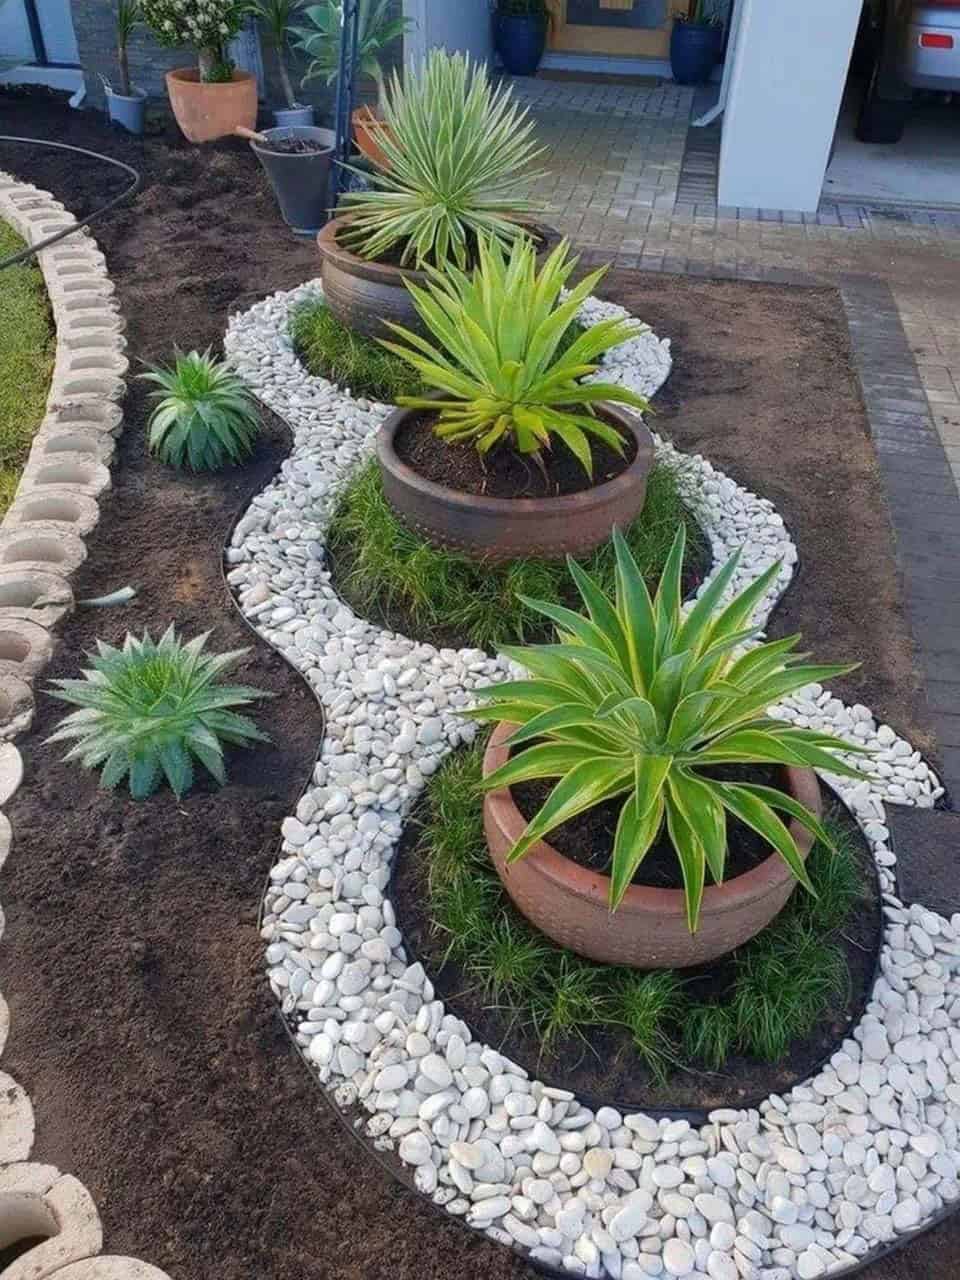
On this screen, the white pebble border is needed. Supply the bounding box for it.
[227,282,954,1280]
[0,172,172,1280]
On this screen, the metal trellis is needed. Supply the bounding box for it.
[330,0,361,205]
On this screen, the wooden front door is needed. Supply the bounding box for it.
[550,0,671,57]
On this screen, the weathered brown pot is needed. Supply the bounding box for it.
[377,400,655,562]
[317,217,559,340]
[165,68,258,143]
[352,105,393,169]
[483,722,823,969]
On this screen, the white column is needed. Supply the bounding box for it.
[403,0,493,68]
[718,0,862,213]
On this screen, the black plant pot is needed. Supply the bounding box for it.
[248,126,335,236]
[495,13,549,76]
[670,21,719,86]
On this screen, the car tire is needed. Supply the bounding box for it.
[856,85,909,143]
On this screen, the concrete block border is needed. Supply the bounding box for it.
[0,173,174,1280]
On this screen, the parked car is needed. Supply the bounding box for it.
[858,0,960,142]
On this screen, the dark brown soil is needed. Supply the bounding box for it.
[0,90,949,1280]
[394,408,636,498]
[601,267,937,768]
[512,763,790,887]
[391,790,881,1114]
[258,136,330,155]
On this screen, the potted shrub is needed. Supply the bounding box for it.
[317,49,551,339]
[474,527,868,968]
[670,1,722,86]
[293,0,410,167]
[103,0,147,135]
[375,235,655,562]
[253,0,314,126]
[495,0,551,77]
[141,0,259,143]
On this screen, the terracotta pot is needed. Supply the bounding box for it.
[352,105,393,169]
[165,68,258,143]
[483,722,823,969]
[377,399,655,562]
[316,217,560,341]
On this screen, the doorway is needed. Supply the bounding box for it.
[549,0,671,57]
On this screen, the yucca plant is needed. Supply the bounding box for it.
[338,49,547,270]
[471,525,870,932]
[115,0,143,98]
[48,627,271,800]
[381,235,650,479]
[252,0,304,110]
[293,0,409,109]
[142,349,261,473]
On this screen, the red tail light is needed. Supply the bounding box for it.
[920,31,955,46]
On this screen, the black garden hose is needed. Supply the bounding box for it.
[0,136,140,270]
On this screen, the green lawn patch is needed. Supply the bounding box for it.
[327,458,709,653]
[0,221,54,516]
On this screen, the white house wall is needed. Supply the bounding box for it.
[718,0,862,213]
[403,0,493,68]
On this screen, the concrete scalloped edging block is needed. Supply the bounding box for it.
[0,1170,102,1280]
[0,571,75,628]
[48,1260,174,1280]
[0,995,8,1059]
[0,742,24,806]
[0,1071,35,1163]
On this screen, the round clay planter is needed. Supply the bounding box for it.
[317,217,560,341]
[377,399,655,561]
[165,68,258,143]
[482,722,823,969]
[352,105,393,169]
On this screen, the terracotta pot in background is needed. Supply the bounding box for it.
[483,722,822,969]
[352,105,393,169]
[377,399,655,562]
[166,68,258,143]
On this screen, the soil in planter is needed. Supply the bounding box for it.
[394,408,639,499]
[392,772,882,1115]
[258,137,331,156]
[512,762,789,888]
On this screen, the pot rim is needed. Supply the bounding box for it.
[165,67,257,87]
[482,721,822,920]
[105,86,146,102]
[377,397,655,518]
[316,216,559,290]
[249,126,336,159]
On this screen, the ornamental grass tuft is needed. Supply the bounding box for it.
[48,626,271,799]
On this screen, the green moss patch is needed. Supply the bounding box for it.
[392,737,878,1100]
[0,221,55,516]
[326,458,709,653]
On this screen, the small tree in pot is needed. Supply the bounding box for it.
[103,0,147,135]
[495,0,552,77]
[141,0,259,142]
[251,0,314,126]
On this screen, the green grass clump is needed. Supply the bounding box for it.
[291,301,425,403]
[291,299,590,406]
[0,221,55,515]
[328,458,706,652]
[415,737,866,1081]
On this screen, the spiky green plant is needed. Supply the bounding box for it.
[293,0,410,107]
[471,524,870,931]
[252,0,305,109]
[338,49,547,269]
[381,236,650,478]
[142,349,261,473]
[48,627,271,800]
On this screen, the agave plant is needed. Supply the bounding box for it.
[471,526,870,931]
[48,627,271,800]
[293,0,409,108]
[381,235,650,479]
[338,49,547,270]
[142,349,261,473]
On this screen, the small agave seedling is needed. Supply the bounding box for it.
[48,626,271,799]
